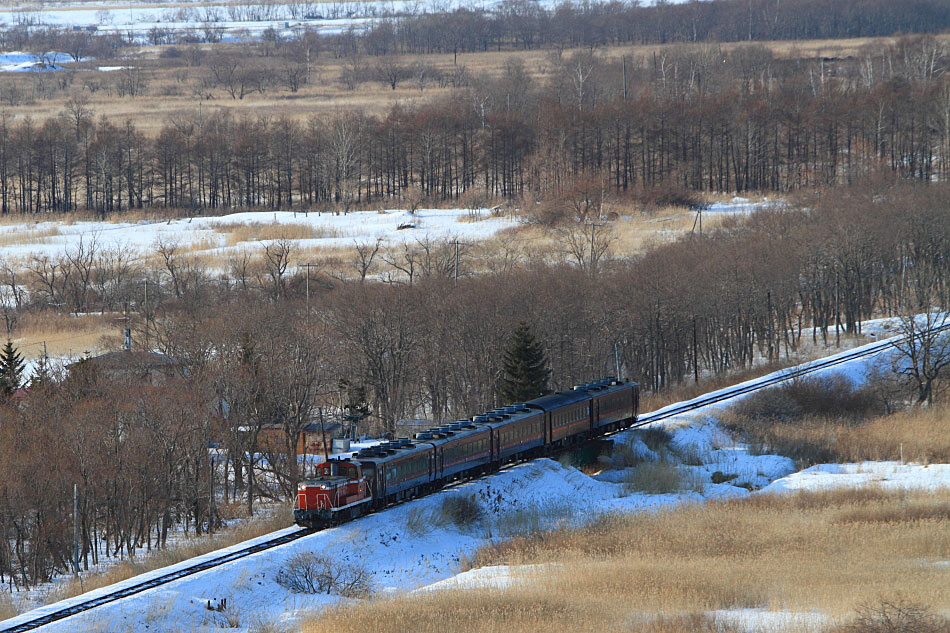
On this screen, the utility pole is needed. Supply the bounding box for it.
[319,407,329,463]
[73,483,79,576]
[835,271,841,348]
[621,55,627,100]
[451,240,468,285]
[143,278,149,351]
[614,340,622,379]
[300,263,318,317]
[693,317,699,383]
[208,452,215,535]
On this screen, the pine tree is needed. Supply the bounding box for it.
[0,339,25,397]
[29,354,53,389]
[499,322,551,404]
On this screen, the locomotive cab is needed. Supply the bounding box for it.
[294,459,373,528]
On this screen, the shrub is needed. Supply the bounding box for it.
[733,375,882,423]
[439,493,483,529]
[637,426,674,452]
[839,598,950,633]
[624,461,683,494]
[275,551,371,598]
[405,505,434,536]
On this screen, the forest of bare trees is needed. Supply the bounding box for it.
[356,0,950,55]
[0,36,947,216]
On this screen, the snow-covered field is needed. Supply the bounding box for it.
[0,0,692,42]
[0,207,519,264]
[5,322,946,633]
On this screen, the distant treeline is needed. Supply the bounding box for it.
[353,0,950,55]
[4,0,948,58]
[0,37,946,215]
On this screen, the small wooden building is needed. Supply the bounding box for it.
[258,422,344,456]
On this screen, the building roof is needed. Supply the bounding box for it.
[70,350,176,372]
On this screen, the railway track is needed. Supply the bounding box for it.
[1,323,940,633]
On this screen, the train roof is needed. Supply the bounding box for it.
[525,388,592,411]
[352,438,430,464]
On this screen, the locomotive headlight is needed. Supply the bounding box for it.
[298,483,307,491]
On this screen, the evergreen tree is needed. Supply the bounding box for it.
[499,322,551,404]
[0,339,25,397]
[29,354,53,390]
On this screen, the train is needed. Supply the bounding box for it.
[294,377,639,529]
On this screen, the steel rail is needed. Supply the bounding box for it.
[3,322,943,632]
[0,529,314,633]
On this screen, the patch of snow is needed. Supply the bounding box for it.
[760,462,950,494]
[415,564,555,593]
[712,608,830,633]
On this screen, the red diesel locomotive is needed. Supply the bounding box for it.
[294,377,638,528]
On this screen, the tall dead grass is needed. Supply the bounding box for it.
[11,311,116,360]
[46,508,292,604]
[307,488,950,633]
[0,592,18,620]
[724,377,950,465]
[727,406,950,466]
[215,221,342,246]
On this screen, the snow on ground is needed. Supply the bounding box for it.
[762,462,950,494]
[704,196,778,214]
[712,608,829,633]
[0,51,70,72]
[0,0,687,42]
[4,324,949,632]
[0,207,519,265]
[413,564,557,593]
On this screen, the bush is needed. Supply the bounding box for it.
[637,426,673,452]
[839,598,950,633]
[438,493,483,529]
[624,461,683,494]
[733,375,882,423]
[275,551,372,598]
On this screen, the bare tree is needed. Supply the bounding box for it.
[352,238,383,283]
[890,311,950,405]
[372,58,412,90]
[260,239,293,301]
[556,221,614,275]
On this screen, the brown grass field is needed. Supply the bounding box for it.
[10,311,119,361]
[306,487,950,633]
[725,404,950,467]
[5,34,948,134]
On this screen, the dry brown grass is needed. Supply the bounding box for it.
[11,311,117,361]
[0,592,18,620]
[0,225,61,248]
[216,221,341,246]
[46,507,292,605]
[307,488,950,632]
[727,405,950,466]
